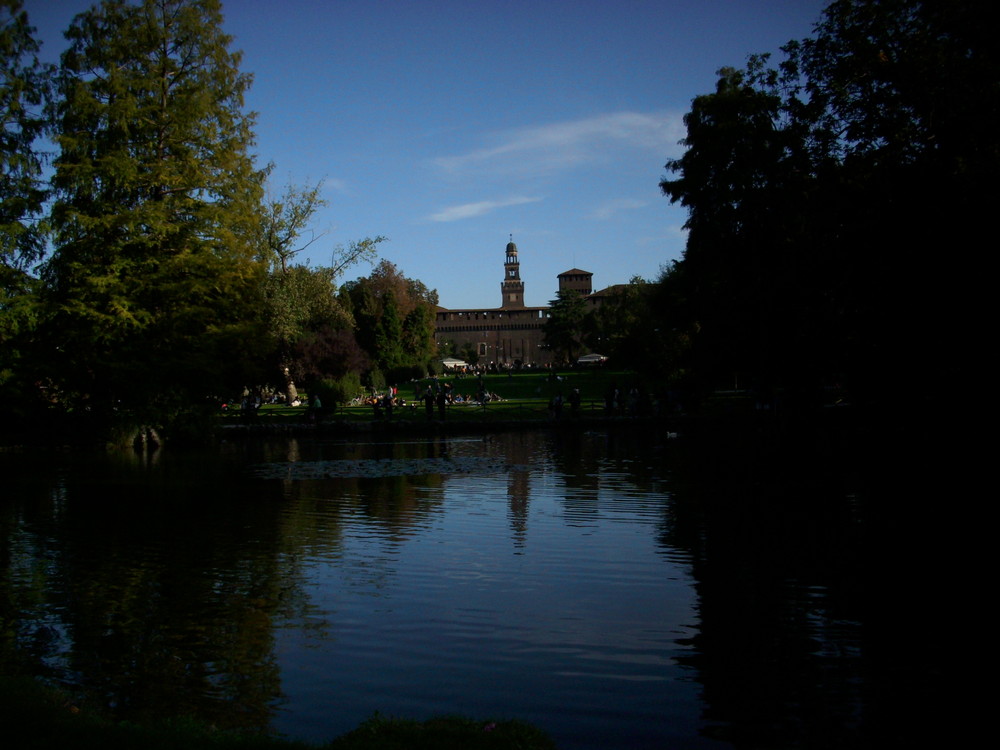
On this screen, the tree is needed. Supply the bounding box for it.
[0,1,51,411]
[543,289,588,365]
[1,0,49,281]
[292,326,369,384]
[660,63,804,392]
[778,0,999,401]
[340,260,438,383]
[255,179,383,399]
[586,277,654,365]
[40,0,268,434]
[259,181,327,273]
[660,0,999,406]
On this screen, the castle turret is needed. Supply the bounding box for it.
[557,268,593,297]
[501,236,525,308]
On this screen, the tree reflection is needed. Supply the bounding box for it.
[1,447,309,731]
[1,427,912,748]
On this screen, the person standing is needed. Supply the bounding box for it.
[423,386,435,420]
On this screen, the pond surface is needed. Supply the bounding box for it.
[0,425,957,748]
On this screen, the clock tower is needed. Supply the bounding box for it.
[501,236,525,308]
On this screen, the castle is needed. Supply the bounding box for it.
[434,238,618,367]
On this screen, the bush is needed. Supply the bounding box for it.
[364,367,385,393]
[311,373,363,408]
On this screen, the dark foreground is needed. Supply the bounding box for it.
[1,676,556,750]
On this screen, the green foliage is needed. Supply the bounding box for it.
[341,260,438,377]
[38,0,269,429]
[542,288,587,365]
[364,366,386,393]
[585,276,658,366]
[458,341,480,366]
[254,178,383,398]
[310,374,361,409]
[0,0,50,277]
[329,712,556,750]
[258,181,327,273]
[375,292,405,369]
[264,265,350,346]
[0,1,51,416]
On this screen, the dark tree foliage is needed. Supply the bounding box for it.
[292,325,369,385]
[0,1,51,421]
[543,289,588,365]
[340,260,438,382]
[0,0,50,281]
[586,275,690,379]
[660,0,997,408]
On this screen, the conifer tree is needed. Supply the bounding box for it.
[1,0,48,264]
[41,0,267,431]
[1,1,51,422]
[1,0,50,336]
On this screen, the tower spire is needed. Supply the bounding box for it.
[501,236,525,308]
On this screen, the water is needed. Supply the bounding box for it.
[0,425,955,748]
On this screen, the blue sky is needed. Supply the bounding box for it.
[28,0,829,309]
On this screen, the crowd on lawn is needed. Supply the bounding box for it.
[362,379,507,421]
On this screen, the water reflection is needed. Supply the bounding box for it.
[0,426,939,749]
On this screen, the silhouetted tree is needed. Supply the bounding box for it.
[660,0,997,408]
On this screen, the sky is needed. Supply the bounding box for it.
[27,0,829,310]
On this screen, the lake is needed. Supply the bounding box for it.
[0,422,958,748]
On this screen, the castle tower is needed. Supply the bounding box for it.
[557,268,593,297]
[501,236,525,308]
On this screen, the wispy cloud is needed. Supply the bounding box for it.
[428,195,543,223]
[433,111,684,177]
[590,197,649,220]
[325,177,350,194]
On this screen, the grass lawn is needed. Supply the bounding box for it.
[221,369,647,427]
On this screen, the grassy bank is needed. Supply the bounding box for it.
[0,676,556,750]
[222,368,655,428]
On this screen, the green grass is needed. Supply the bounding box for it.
[328,712,557,750]
[0,677,556,750]
[221,369,644,427]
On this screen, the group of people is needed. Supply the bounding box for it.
[418,380,503,420]
[355,380,503,421]
[547,387,583,419]
[604,382,657,416]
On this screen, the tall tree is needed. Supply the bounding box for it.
[0,0,49,282]
[256,179,382,399]
[40,0,267,433]
[586,277,657,366]
[661,63,806,392]
[259,181,327,273]
[779,0,999,400]
[340,260,438,382]
[661,0,998,406]
[0,0,51,402]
